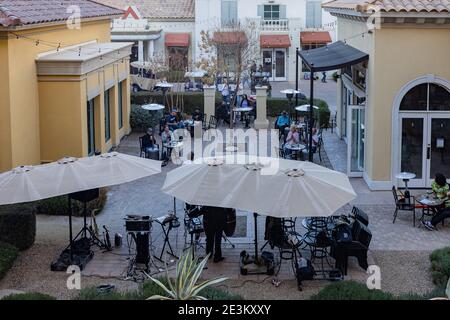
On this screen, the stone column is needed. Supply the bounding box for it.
[203,86,216,118]
[254,86,269,129]
[138,41,144,62]
[147,40,154,58]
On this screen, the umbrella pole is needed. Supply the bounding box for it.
[253,212,258,262]
[68,197,74,262]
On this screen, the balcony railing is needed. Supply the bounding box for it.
[260,19,289,31]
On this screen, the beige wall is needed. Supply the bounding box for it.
[0,19,131,172]
[337,18,450,188]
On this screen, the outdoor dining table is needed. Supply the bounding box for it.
[417,193,448,214]
[284,143,306,160]
[233,107,253,128]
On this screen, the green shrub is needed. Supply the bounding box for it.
[35,188,108,217]
[1,292,56,300]
[332,72,339,82]
[130,104,164,132]
[0,204,36,250]
[311,281,396,300]
[0,241,19,280]
[267,98,330,128]
[74,279,243,300]
[430,247,450,286]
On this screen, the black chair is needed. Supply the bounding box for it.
[139,136,146,158]
[202,114,209,131]
[208,115,218,129]
[392,186,416,226]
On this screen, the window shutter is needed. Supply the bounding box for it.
[230,0,237,25]
[306,2,313,28]
[280,5,286,19]
[314,2,322,28]
[257,4,263,17]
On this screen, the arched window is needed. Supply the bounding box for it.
[400,83,450,111]
[399,83,428,111]
[429,84,450,111]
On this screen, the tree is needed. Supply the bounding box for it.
[196,19,260,127]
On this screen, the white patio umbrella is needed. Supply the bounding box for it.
[0,152,161,205]
[162,156,355,218]
[295,104,319,112]
[130,61,153,70]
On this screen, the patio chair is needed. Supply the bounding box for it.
[208,115,218,130]
[392,186,416,227]
[202,114,208,131]
[138,136,146,158]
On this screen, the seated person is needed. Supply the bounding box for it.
[192,107,203,122]
[216,102,230,125]
[275,111,290,140]
[166,109,185,131]
[431,173,449,199]
[240,94,250,108]
[423,205,450,231]
[141,128,158,155]
[161,125,175,162]
[284,125,300,158]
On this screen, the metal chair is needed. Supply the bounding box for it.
[208,115,218,130]
[392,186,416,226]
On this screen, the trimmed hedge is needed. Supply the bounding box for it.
[131,91,331,130]
[130,105,164,133]
[430,247,450,287]
[0,204,36,250]
[0,241,19,280]
[35,188,108,217]
[75,279,243,300]
[311,281,396,300]
[1,292,56,300]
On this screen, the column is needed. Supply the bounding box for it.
[254,86,269,129]
[147,40,155,58]
[203,86,216,118]
[138,41,144,62]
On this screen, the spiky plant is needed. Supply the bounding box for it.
[147,249,227,300]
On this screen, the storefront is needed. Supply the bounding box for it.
[260,34,291,81]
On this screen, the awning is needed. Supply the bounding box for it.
[300,31,332,45]
[298,41,369,72]
[213,31,247,45]
[260,34,291,48]
[165,33,190,47]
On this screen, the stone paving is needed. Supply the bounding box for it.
[77,124,450,284]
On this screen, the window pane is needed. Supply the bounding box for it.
[401,118,423,179]
[118,82,123,129]
[104,90,111,142]
[400,83,428,111]
[87,100,95,156]
[429,84,450,111]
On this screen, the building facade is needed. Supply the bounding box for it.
[323,0,450,190]
[0,0,132,173]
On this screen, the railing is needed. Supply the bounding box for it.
[260,19,289,31]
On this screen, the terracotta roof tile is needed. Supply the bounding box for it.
[0,0,123,27]
[93,0,195,19]
[322,0,450,13]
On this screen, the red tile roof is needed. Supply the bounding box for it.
[0,0,123,27]
[260,34,291,48]
[93,0,195,19]
[300,31,332,45]
[165,33,190,47]
[322,0,450,13]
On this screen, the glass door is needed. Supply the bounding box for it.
[87,99,95,156]
[262,49,273,79]
[427,115,450,186]
[399,113,427,187]
[347,105,365,177]
[274,49,286,81]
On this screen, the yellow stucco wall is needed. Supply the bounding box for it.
[0,19,131,171]
[337,18,450,186]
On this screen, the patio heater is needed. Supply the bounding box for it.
[141,103,165,133]
[280,89,300,122]
[155,82,174,110]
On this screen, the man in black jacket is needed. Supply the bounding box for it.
[203,206,227,263]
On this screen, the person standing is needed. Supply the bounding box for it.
[203,206,227,263]
[221,80,230,104]
[321,72,327,83]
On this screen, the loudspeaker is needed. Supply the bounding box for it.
[135,233,150,267]
[352,220,372,248]
[69,188,99,203]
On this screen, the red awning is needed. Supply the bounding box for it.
[213,31,247,45]
[165,33,190,47]
[260,34,291,48]
[300,31,332,45]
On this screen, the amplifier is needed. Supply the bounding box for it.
[351,220,372,248]
[125,215,152,232]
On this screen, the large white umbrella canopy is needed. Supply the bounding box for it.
[295,104,319,112]
[0,152,161,205]
[130,61,153,70]
[162,156,356,218]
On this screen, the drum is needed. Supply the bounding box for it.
[224,209,236,237]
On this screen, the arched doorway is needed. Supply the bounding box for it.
[396,80,450,187]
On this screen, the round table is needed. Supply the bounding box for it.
[418,193,447,210]
[284,144,306,160]
[233,107,253,128]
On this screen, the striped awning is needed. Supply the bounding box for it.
[260,34,291,48]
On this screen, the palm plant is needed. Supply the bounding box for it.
[147,249,228,300]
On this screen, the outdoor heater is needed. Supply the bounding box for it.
[281,89,300,121]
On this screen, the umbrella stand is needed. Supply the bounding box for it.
[68,197,74,261]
